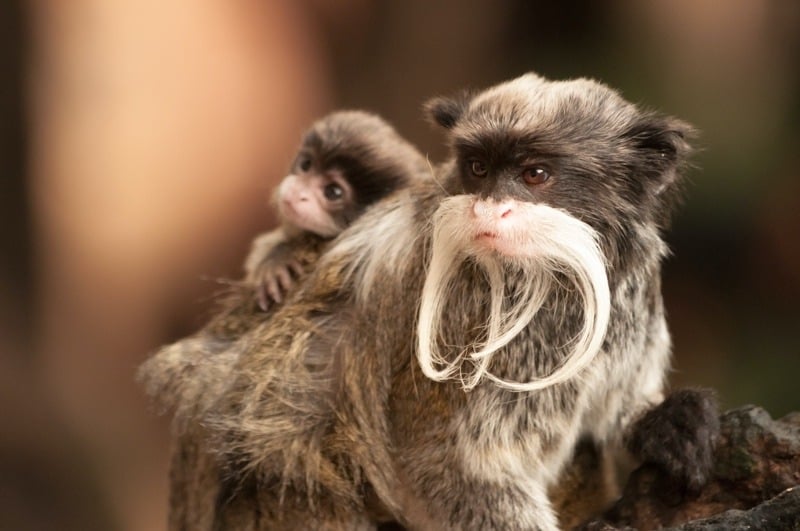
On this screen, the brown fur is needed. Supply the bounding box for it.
[138,111,425,530]
[142,73,703,530]
[138,110,424,424]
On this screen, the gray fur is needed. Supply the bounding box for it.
[142,73,695,530]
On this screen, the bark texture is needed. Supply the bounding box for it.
[582,405,800,530]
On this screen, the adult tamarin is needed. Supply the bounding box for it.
[162,73,718,530]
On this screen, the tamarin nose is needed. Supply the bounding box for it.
[472,200,514,220]
[288,186,310,202]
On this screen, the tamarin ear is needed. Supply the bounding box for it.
[424,91,472,129]
[624,113,696,195]
[622,113,696,228]
[628,115,694,162]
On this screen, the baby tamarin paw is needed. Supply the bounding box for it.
[254,257,305,311]
[625,388,720,492]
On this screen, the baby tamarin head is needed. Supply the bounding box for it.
[276,110,427,238]
[417,73,694,391]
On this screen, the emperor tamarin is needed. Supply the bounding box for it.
[192,73,710,530]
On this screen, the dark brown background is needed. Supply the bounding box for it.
[1,1,798,529]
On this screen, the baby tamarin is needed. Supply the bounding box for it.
[200,73,717,530]
[245,110,429,311]
[138,109,427,531]
[139,109,426,425]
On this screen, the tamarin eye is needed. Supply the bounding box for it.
[323,182,344,201]
[469,160,488,177]
[298,155,312,172]
[522,167,550,186]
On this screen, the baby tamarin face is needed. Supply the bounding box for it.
[276,154,354,238]
[274,111,427,238]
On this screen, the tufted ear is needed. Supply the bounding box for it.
[424,91,472,129]
[621,113,696,228]
[624,113,696,195]
[627,115,694,159]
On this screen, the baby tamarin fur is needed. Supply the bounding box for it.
[139,110,427,421]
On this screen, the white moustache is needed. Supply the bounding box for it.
[417,195,611,392]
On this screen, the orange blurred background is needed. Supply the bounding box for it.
[1,1,798,530]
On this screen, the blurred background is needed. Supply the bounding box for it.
[1,1,798,529]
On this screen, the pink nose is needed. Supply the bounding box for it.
[472,200,514,220]
[284,183,310,203]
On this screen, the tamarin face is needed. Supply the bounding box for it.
[276,154,355,238]
[275,110,426,238]
[426,73,692,264]
[417,73,693,391]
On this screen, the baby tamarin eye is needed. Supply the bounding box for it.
[469,159,488,177]
[522,167,550,186]
[323,182,345,201]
